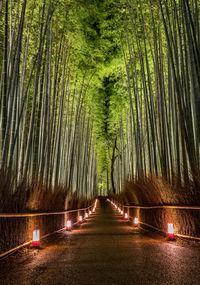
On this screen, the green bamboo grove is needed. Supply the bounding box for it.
[116,0,200,197]
[0,0,200,207]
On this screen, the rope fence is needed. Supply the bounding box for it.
[123,205,200,210]
[0,207,93,217]
[0,204,94,259]
[111,199,200,241]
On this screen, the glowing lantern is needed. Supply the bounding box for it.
[121,210,124,215]
[92,208,95,213]
[168,223,174,239]
[89,210,92,215]
[66,220,72,230]
[134,217,139,227]
[32,230,40,247]
[124,213,129,220]
[79,215,83,223]
[85,213,89,219]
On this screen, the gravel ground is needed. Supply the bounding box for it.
[0,202,200,285]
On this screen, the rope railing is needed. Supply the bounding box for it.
[110,199,200,241]
[123,205,200,210]
[0,203,95,259]
[0,206,93,218]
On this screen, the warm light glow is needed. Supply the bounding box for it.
[168,223,174,238]
[124,213,129,220]
[124,213,128,220]
[89,210,92,215]
[85,213,89,219]
[79,215,83,223]
[134,217,139,226]
[66,220,72,230]
[92,208,95,213]
[33,230,40,246]
[121,210,124,215]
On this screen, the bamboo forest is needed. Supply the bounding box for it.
[0,0,200,212]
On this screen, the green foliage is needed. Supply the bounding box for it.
[53,0,129,184]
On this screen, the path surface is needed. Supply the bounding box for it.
[0,202,200,285]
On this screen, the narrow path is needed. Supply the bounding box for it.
[0,202,200,285]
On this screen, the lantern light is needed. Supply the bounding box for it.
[89,210,92,215]
[134,217,139,227]
[33,230,40,247]
[92,208,95,213]
[66,220,72,230]
[168,223,174,239]
[79,215,83,223]
[85,213,89,219]
[124,213,129,220]
[121,210,124,215]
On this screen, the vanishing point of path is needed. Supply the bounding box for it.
[0,201,200,285]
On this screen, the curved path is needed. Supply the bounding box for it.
[0,202,200,284]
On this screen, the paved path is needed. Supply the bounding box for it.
[0,202,200,285]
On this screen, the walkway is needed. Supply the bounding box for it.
[0,202,200,285]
